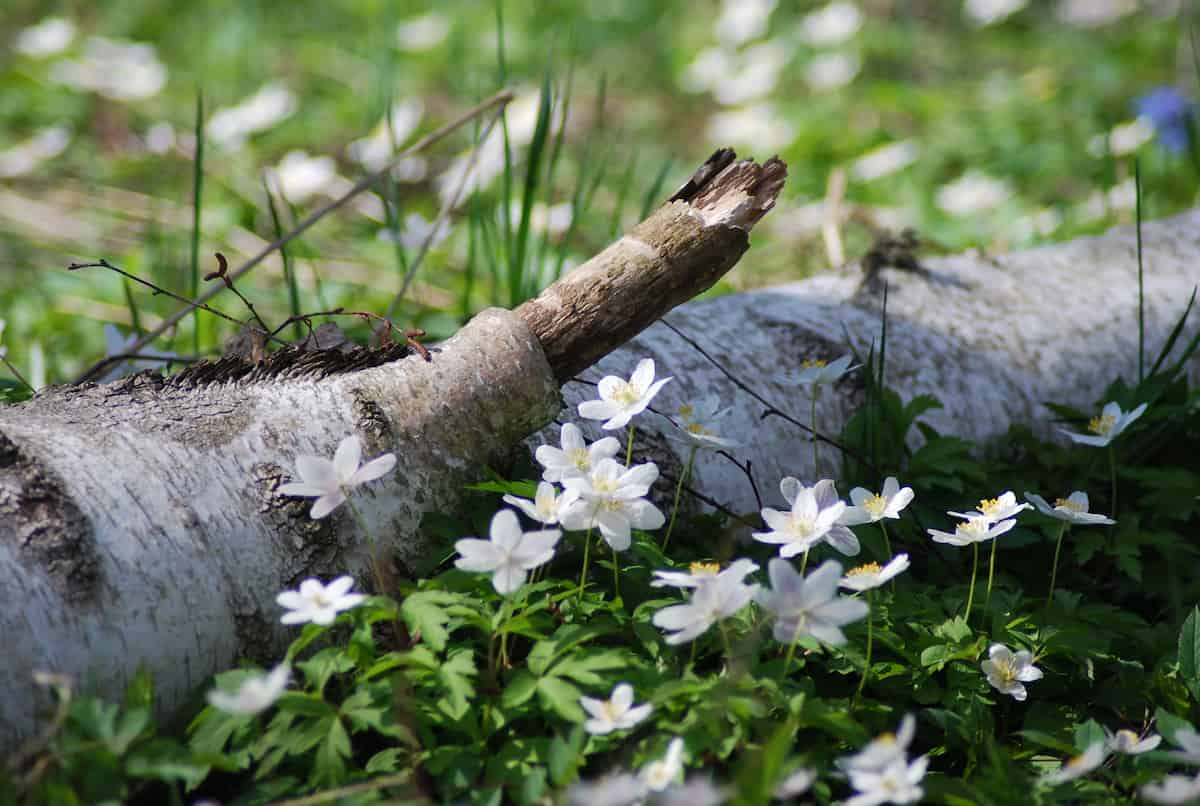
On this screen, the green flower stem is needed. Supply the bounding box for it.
[611,544,621,600]
[498,597,513,669]
[783,627,803,678]
[1109,445,1118,520]
[577,526,595,600]
[810,390,820,479]
[799,548,810,575]
[855,592,874,698]
[346,498,387,595]
[625,424,636,467]
[964,542,979,622]
[984,535,998,614]
[661,447,697,553]
[1046,522,1070,606]
[878,520,893,560]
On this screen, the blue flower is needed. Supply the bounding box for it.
[1135,87,1193,153]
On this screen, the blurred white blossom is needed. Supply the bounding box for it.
[1042,743,1106,784]
[800,2,863,47]
[580,683,653,735]
[278,435,397,519]
[715,0,776,46]
[50,37,166,101]
[207,664,290,715]
[348,99,424,171]
[578,358,672,430]
[641,738,685,791]
[268,151,339,203]
[1024,491,1115,526]
[1142,772,1200,804]
[1056,0,1136,28]
[756,558,868,645]
[706,104,796,151]
[0,125,71,178]
[207,83,297,149]
[805,51,860,92]
[964,0,1027,26]
[851,140,918,182]
[395,12,449,51]
[15,17,75,58]
[936,172,1011,216]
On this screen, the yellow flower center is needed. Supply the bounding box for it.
[801,358,827,369]
[1088,413,1117,436]
[864,493,888,517]
[956,519,989,539]
[593,477,620,495]
[677,404,694,419]
[570,447,590,470]
[612,380,640,406]
[847,562,881,577]
[1054,497,1084,513]
[689,561,720,576]
[687,422,712,436]
[978,497,1002,517]
[789,513,819,538]
[994,657,1018,686]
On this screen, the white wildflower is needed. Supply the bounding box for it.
[454,508,561,595]
[580,683,653,735]
[1042,742,1106,784]
[578,358,672,430]
[840,477,914,525]
[928,515,1016,547]
[503,481,578,526]
[756,559,869,646]
[840,554,910,592]
[277,576,366,626]
[1060,401,1147,447]
[1024,491,1115,526]
[535,423,621,483]
[981,643,1043,701]
[560,458,666,550]
[641,737,685,792]
[206,664,290,715]
[278,435,397,519]
[652,562,759,645]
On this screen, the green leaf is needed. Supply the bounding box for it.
[547,727,586,786]
[312,718,352,787]
[366,747,407,774]
[401,590,470,652]
[502,671,540,709]
[553,650,638,687]
[536,676,585,723]
[296,648,355,693]
[438,648,478,720]
[1179,607,1200,701]
[526,621,616,676]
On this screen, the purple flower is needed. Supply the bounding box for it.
[1135,87,1193,153]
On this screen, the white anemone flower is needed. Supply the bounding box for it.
[800,2,863,46]
[657,777,728,806]
[503,481,579,526]
[1060,401,1148,447]
[845,756,928,806]
[536,423,622,483]
[206,664,290,715]
[773,766,816,799]
[948,491,1031,524]
[793,354,858,388]
[578,358,672,430]
[15,17,76,58]
[652,563,759,645]
[1105,727,1161,755]
[277,576,366,626]
[560,458,666,550]
[580,683,653,735]
[981,643,1043,701]
[838,714,917,774]
[641,737,685,792]
[454,509,561,595]
[840,554,910,592]
[1141,771,1200,804]
[566,772,647,806]
[1164,728,1200,764]
[651,558,757,590]
[1025,491,1116,526]
[278,435,397,519]
[667,396,739,451]
[928,515,1016,547]
[1042,742,1107,784]
[840,477,914,525]
[756,559,869,646]
[756,478,858,557]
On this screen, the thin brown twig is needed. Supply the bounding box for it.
[206,252,273,335]
[0,354,35,393]
[72,89,516,384]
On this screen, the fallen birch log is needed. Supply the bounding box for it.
[544,208,1200,521]
[0,150,787,748]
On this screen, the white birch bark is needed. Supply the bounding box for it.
[545,209,1200,520]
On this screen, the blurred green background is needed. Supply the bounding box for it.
[1,0,1196,386]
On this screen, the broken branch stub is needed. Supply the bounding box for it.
[517,151,787,381]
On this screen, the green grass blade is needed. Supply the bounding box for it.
[639,157,674,220]
[263,177,302,341]
[189,91,205,353]
[511,73,554,305]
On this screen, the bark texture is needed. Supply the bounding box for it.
[540,209,1200,520]
[0,151,784,749]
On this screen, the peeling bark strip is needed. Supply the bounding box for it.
[0,151,785,749]
[517,151,786,381]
